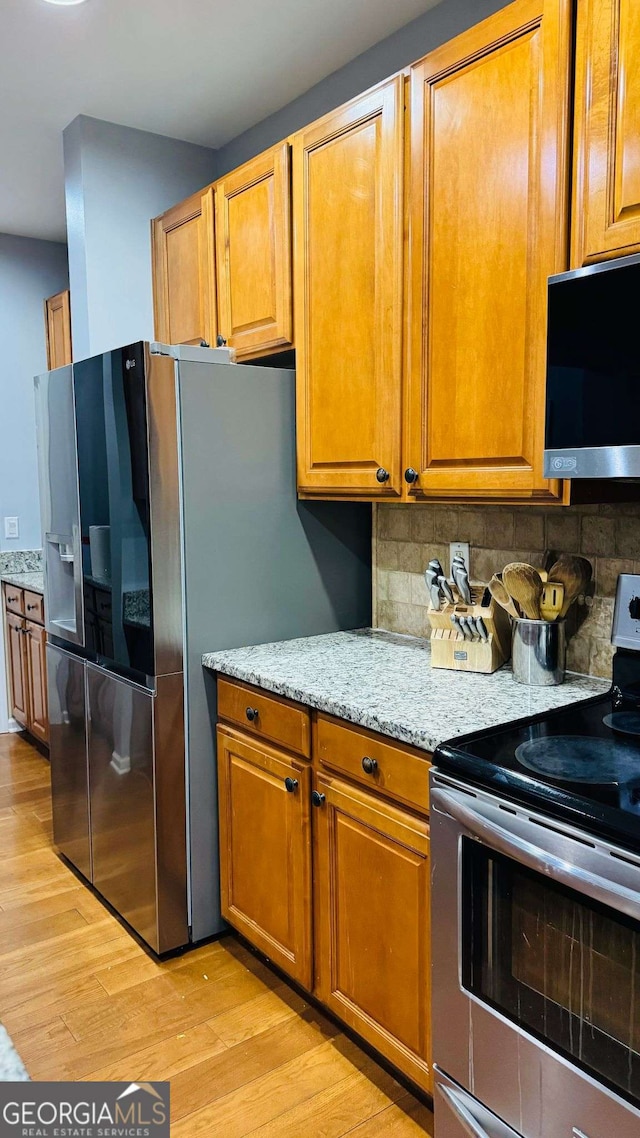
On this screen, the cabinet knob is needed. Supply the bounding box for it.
[216,334,227,347]
[404,467,419,484]
[245,707,259,723]
[8,596,18,604]
[284,777,299,793]
[312,791,326,808]
[361,756,378,775]
[27,604,37,611]
[376,467,390,483]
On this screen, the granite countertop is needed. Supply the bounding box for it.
[1,571,44,594]
[203,629,610,753]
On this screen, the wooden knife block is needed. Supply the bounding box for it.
[427,584,512,674]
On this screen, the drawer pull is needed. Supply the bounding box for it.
[284,777,299,793]
[312,791,326,808]
[362,756,378,775]
[7,596,19,604]
[27,604,38,611]
[245,707,259,723]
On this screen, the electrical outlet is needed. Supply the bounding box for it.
[449,541,470,577]
[4,517,18,540]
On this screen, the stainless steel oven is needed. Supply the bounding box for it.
[430,769,640,1138]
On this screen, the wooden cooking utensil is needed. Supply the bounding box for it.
[489,574,520,619]
[548,555,592,618]
[540,581,564,622]
[502,563,544,620]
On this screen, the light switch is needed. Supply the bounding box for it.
[4,517,18,539]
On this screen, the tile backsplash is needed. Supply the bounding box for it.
[374,503,640,679]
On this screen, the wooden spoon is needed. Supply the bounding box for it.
[502,563,544,620]
[489,574,520,619]
[548,555,592,618]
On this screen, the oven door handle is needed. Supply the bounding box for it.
[437,1083,518,1137]
[431,787,640,923]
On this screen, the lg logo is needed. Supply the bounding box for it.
[552,456,577,472]
[125,358,136,370]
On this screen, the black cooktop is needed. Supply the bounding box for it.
[434,649,640,854]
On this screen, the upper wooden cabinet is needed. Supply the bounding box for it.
[44,289,72,369]
[405,0,571,502]
[293,79,404,498]
[152,189,215,346]
[215,144,293,359]
[572,0,640,265]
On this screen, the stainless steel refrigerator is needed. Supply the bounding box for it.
[34,341,371,954]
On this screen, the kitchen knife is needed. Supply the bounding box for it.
[438,575,455,604]
[475,616,489,641]
[454,564,472,605]
[425,568,441,611]
[428,558,445,578]
[459,616,474,641]
[450,613,462,637]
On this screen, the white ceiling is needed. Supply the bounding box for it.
[1,0,440,243]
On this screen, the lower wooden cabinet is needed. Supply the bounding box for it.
[217,679,433,1092]
[313,772,432,1092]
[6,611,29,729]
[217,725,313,988]
[3,586,49,745]
[25,621,48,746]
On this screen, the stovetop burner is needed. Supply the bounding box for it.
[515,735,640,785]
[603,711,640,737]
[434,587,640,853]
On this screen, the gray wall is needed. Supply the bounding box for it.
[64,116,218,360]
[0,233,69,552]
[214,0,511,176]
[0,232,68,732]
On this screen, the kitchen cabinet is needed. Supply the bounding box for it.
[572,0,640,265]
[215,143,293,359]
[216,678,432,1092]
[293,79,404,498]
[217,725,313,988]
[3,585,49,746]
[313,771,432,1092]
[405,0,571,502]
[44,289,72,369]
[6,610,29,729]
[151,189,216,346]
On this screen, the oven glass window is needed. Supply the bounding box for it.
[462,839,640,1108]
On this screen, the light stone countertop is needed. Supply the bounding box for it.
[1,571,44,594]
[203,629,610,753]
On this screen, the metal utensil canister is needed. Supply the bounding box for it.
[511,618,566,686]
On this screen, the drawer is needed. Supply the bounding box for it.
[316,715,431,815]
[4,585,24,616]
[24,590,44,625]
[217,677,310,758]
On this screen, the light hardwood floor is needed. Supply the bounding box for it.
[0,733,434,1136]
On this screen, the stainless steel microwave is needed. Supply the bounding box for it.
[544,252,640,479]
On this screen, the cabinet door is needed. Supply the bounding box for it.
[6,613,29,728]
[406,0,571,501]
[152,189,216,346]
[573,0,640,264]
[44,289,72,369]
[314,772,432,1091]
[215,144,293,359]
[217,727,312,988]
[25,621,49,746]
[294,79,404,498]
